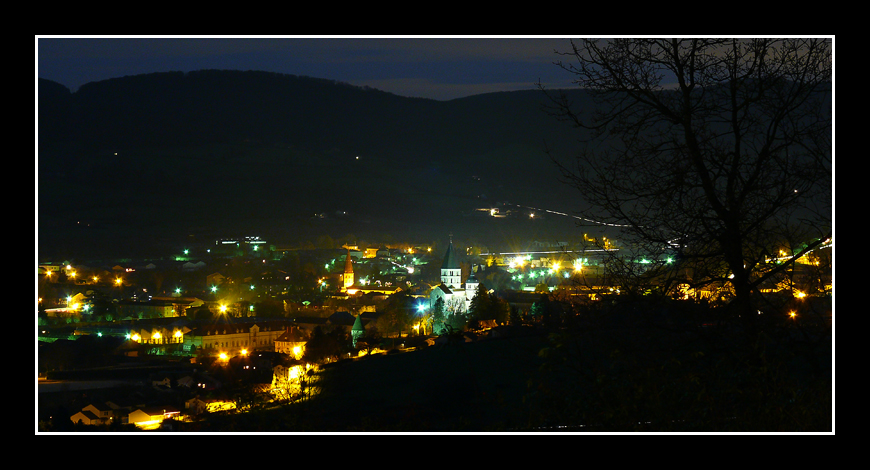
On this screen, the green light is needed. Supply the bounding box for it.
[211,286,218,293]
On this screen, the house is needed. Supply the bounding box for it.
[69,402,116,426]
[182,260,207,271]
[327,311,356,327]
[127,406,181,428]
[274,326,307,359]
[150,296,205,317]
[82,402,114,421]
[270,360,308,399]
[116,299,178,320]
[206,272,226,288]
[70,410,104,426]
[185,395,236,414]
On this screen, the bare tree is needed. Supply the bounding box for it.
[541,38,832,329]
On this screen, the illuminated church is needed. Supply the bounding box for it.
[429,237,479,313]
[340,249,354,292]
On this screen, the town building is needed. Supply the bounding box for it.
[429,237,479,313]
[274,326,307,359]
[182,319,294,357]
[340,248,355,292]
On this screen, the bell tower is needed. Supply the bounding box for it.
[341,249,354,290]
[440,234,461,289]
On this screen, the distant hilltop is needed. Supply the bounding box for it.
[38,70,593,256]
[38,70,583,163]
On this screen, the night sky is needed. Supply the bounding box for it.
[37,36,581,101]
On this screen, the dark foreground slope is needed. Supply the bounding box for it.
[183,312,831,432]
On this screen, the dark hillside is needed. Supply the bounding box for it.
[37,71,593,259]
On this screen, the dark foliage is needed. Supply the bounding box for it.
[525,297,832,431]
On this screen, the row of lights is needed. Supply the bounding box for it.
[44,270,125,286]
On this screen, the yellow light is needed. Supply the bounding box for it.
[292,346,302,358]
[174,330,182,338]
[240,349,248,356]
[131,333,140,341]
[219,304,227,313]
[794,291,806,299]
[789,311,797,319]
[219,352,228,361]
[573,259,583,272]
[152,331,161,340]
[115,278,122,285]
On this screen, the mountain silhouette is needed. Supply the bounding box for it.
[37,70,593,260]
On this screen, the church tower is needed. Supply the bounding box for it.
[441,236,461,289]
[351,313,365,347]
[465,264,479,305]
[341,249,354,290]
